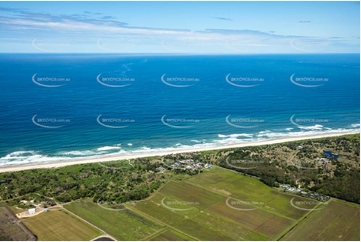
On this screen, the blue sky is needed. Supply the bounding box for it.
[0,1,359,53]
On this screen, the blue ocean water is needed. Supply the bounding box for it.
[0,54,359,166]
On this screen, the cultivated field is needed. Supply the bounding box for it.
[281,199,360,241]
[22,166,359,241]
[22,209,102,241]
[126,166,319,240]
[149,229,194,241]
[0,206,35,241]
[64,198,164,240]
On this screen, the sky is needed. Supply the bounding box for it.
[0,1,359,54]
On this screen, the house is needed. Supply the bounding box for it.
[320,158,330,164]
[156,167,166,173]
[28,208,36,215]
[323,150,339,159]
[298,145,303,149]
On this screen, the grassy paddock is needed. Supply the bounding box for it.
[281,199,360,241]
[22,209,102,241]
[64,198,164,240]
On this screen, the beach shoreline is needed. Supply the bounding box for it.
[0,131,359,173]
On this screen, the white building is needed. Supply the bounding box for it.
[28,208,36,215]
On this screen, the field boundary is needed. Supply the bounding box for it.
[124,198,200,241]
[275,198,327,241]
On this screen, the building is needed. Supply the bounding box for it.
[323,150,339,159]
[28,208,36,215]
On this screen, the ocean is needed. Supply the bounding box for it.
[0,54,359,167]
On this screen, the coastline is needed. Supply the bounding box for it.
[0,131,359,173]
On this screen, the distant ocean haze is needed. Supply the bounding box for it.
[0,54,359,166]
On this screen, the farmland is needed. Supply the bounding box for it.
[149,229,195,241]
[64,198,164,240]
[0,206,35,241]
[22,209,102,241]
[1,165,358,240]
[125,166,315,240]
[281,199,360,241]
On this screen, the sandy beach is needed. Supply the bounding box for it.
[0,131,359,173]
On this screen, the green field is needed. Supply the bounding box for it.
[149,229,194,241]
[22,209,102,241]
[26,166,359,241]
[281,199,360,241]
[126,166,318,240]
[64,198,164,240]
